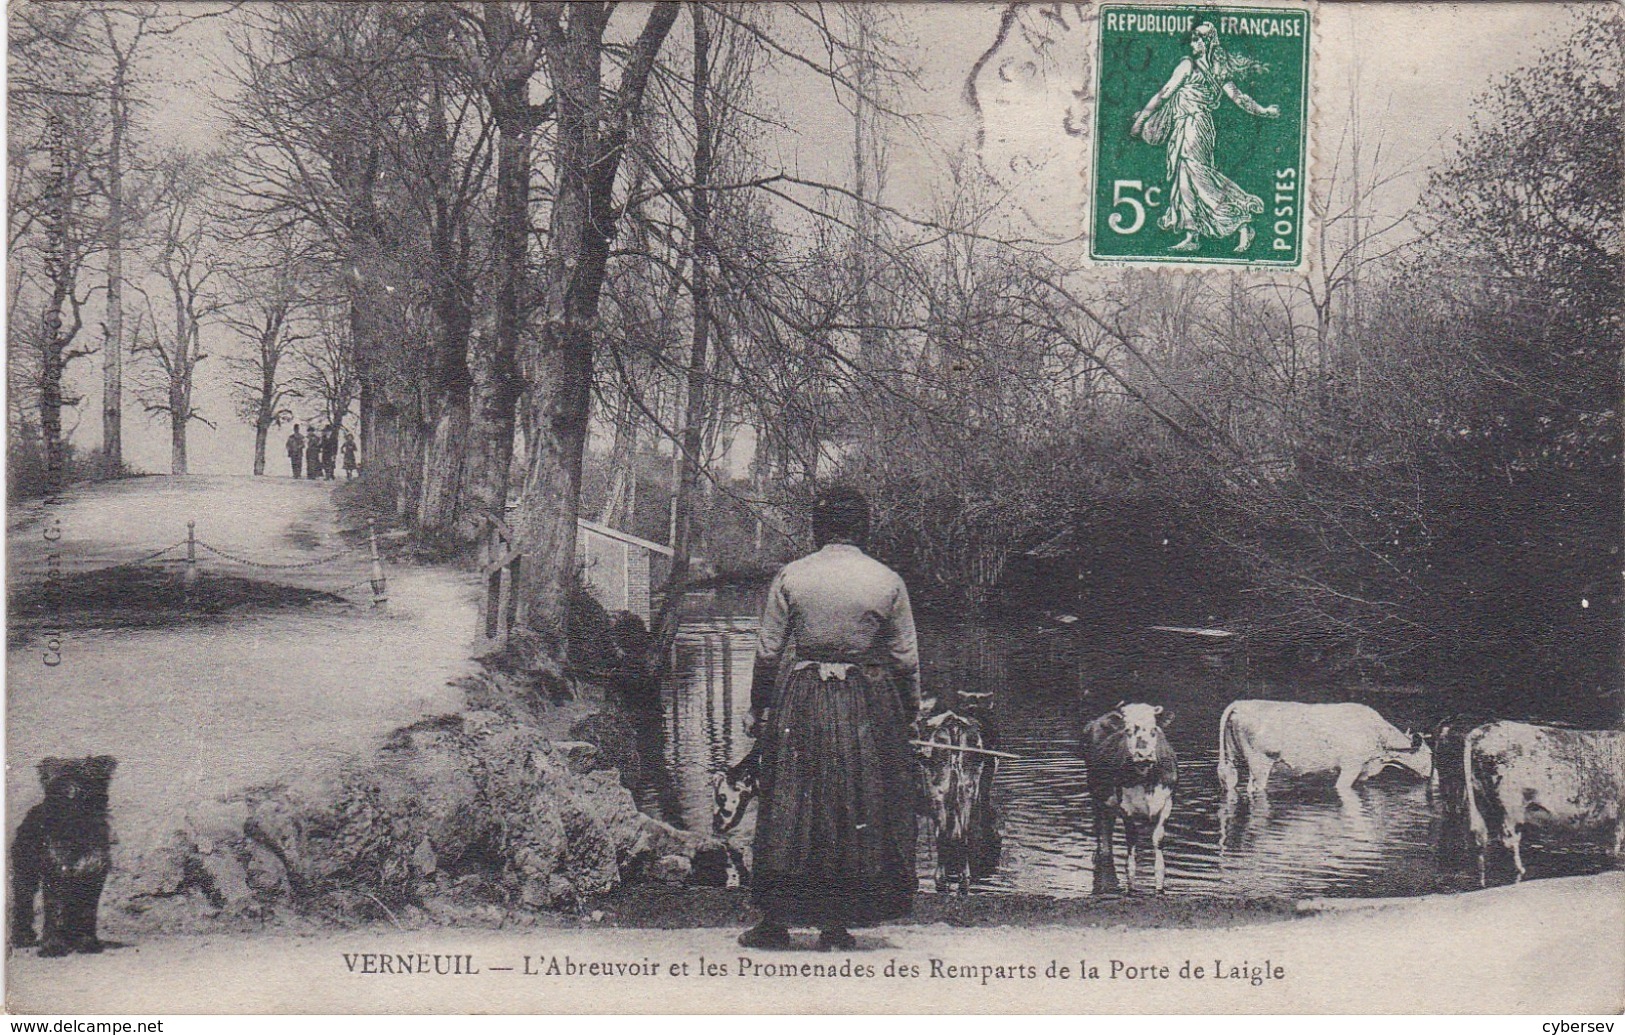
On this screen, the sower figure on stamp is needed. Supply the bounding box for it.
[286,425,304,479]
[1131,21,1279,253]
[740,487,924,952]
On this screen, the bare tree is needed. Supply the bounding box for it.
[7,4,105,493]
[654,3,775,648]
[92,4,236,475]
[459,1,545,530]
[509,1,681,664]
[220,228,315,475]
[223,4,424,502]
[654,5,720,648]
[131,151,220,474]
[290,303,359,434]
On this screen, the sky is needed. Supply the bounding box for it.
[12,1,1586,478]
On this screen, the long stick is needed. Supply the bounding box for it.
[909,740,1020,760]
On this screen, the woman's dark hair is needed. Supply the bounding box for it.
[812,486,871,547]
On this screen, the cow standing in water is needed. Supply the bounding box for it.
[1081,703,1178,894]
[1217,700,1432,799]
[1464,721,1625,886]
[915,709,1000,895]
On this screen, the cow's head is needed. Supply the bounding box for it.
[917,710,977,759]
[712,761,757,835]
[1391,729,1433,779]
[1118,703,1167,767]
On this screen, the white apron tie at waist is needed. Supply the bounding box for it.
[792,660,856,681]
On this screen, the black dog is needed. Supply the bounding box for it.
[11,756,117,956]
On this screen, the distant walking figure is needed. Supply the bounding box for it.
[1131,21,1279,253]
[305,429,322,480]
[285,426,305,479]
[342,430,358,481]
[321,425,339,481]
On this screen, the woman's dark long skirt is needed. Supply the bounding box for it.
[752,664,917,927]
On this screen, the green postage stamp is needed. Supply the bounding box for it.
[1091,4,1310,266]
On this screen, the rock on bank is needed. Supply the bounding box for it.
[114,707,728,931]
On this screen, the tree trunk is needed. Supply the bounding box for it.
[252,420,269,476]
[358,379,373,474]
[352,300,386,489]
[599,390,638,526]
[418,395,470,531]
[464,331,516,525]
[514,197,599,660]
[170,396,187,475]
[414,64,476,539]
[514,299,594,660]
[517,3,603,662]
[514,1,678,667]
[653,4,714,654]
[465,1,530,532]
[102,66,126,478]
[40,110,70,496]
[399,414,426,522]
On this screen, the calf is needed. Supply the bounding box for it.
[915,710,998,895]
[1465,721,1625,886]
[1217,700,1431,798]
[1081,703,1177,894]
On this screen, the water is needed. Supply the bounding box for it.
[627,593,1615,900]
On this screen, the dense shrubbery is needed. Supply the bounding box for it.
[5,440,137,504]
[647,16,1621,711]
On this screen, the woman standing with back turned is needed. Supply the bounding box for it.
[740,487,923,951]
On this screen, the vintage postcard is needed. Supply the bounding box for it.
[5,0,1622,1017]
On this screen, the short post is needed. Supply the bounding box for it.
[367,518,388,605]
[185,520,198,590]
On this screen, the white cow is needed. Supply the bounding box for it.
[1464,721,1625,886]
[1217,700,1432,797]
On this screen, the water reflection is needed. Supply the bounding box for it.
[626,600,1616,899]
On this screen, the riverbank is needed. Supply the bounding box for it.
[9,475,1620,1016]
[8,871,1622,1014]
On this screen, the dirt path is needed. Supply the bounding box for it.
[6,475,482,880]
[6,872,1621,1014]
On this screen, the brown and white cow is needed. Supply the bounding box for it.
[1217,700,1432,798]
[1081,702,1178,894]
[915,710,999,895]
[1464,721,1625,886]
